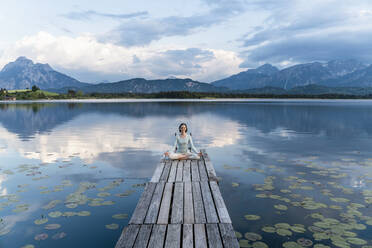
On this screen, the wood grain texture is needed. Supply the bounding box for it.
[219,223,240,248]
[130,183,156,224]
[157,183,173,224]
[194,224,207,248]
[183,160,191,182]
[182,224,193,248]
[164,224,181,248]
[133,224,152,248]
[206,223,223,248]
[145,182,165,224]
[171,182,184,224]
[175,161,183,182]
[115,224,140,248]
[192,182,206,223]
[160,161,171,181]
[191,160,200,181]
[200,181,219,223]
[150,162,165,183]
[198,160,208,181]
[147,224,166,248]
[210,181,232,223]
[184,182,194,224]
[168,160,177,182]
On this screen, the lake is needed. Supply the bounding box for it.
[0,100,371,248]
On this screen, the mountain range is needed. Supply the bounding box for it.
[0,57,89,90]
[1,57,372,95]
[211,60,370,90]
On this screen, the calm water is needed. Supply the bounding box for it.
[0,100,371,248]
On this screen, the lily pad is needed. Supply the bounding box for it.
[239,239,251,248]
[252,241,268,248]
[244,215,260,221]
[290,225,306,233]
[77,211,91,216]
[262,226,276,233]
[21,245,35,248]
[34,233,48,240]
[232,182,239,187]
[105,223,119,230]
[274,204,288,210]
[276,228,292,236]
[112,213,128,219]
[347,237,367,245]
[97,192,111,197]
[102,201,115,206]
[34,218,48,225]
[297,238,313,247]
[275,223,291,229]
[48,211,62,218]
[44,224,61,230]
[62,211,76,217]
[65,203,78,209]
[244,232,262,241]
[235,231,242,239]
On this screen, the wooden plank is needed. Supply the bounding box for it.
[133,224,152,248]
[204,159,219,181]
[145,182,165,224]
[200,149,210,161]
[160,161,171,181]
[171,182,184,224]
[147,224,166,248]
[200,181,219,223]
[198,159,208,181]
[183,160,191,182]
[206,224,223,248]
[192,182,206,223]
[184,182,194,224]
[219,223,240,248]
[130,183,156,224]
[194,224,207,248]
[175,161,183,182]
[168,160,177,182]
[182,224,193,248]
[115,224,140,248]
[210,181,232,223]
[164,224,181,248]
[191,160,200,181]
[150,162,165,182]
[157,183,173,224]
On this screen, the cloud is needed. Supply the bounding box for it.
[104,0,246,46]
[62,10,148,21]
[239,0,372,67]
[0,32,243,82]
[0,112,244,165]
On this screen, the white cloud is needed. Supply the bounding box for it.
[0,31,243,82]
[0,112,244,164]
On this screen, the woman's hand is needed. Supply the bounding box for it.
[164,151,169,156]
[198,152,202,156]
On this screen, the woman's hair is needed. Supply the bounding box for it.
[178,123,188,133]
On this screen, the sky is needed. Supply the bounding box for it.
[0,0,372,83]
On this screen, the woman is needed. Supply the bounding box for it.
[164,123,202,160]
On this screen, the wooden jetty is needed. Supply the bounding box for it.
[115,149,239,248]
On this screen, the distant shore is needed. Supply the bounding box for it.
[2,98,372,104]
[3,89,372,101]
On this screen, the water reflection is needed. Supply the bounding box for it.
[0,101,371,247]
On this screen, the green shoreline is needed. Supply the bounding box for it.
[3,90,372,100]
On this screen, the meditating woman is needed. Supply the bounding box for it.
[164,123,202,160]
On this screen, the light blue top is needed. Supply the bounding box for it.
[173,133,198,154]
